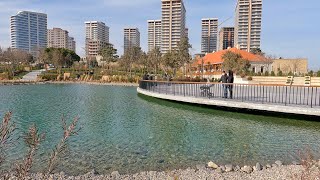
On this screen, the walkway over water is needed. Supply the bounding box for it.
[138,81,320,117]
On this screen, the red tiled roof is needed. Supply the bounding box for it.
[193,48,266,66]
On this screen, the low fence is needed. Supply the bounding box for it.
[139,80,320,108]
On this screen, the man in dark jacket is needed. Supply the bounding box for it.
[227,70,234,99]
[219,71,228,98]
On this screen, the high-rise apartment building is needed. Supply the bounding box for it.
[124,28,140,53]
[68,37,76,52]
[161,0,186,54]
[85,21,109,57]
[148,20,162,52]
[219,27,235,50]
[10,11,47,57]
[235,0,262,52]
[47,28,69,49]
[201,18,218,53]
[48,28,76,52]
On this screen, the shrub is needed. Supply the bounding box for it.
[317,71,320,77]
[0,113,81,178]
[308,71,314,77]
[288,71,293,76]
[271,71,275,76]
[277,70,283,76]
[40,74,58,81]
[247,76,253,81]
[264,71,269,76]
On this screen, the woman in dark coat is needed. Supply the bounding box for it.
[227,70,234,99]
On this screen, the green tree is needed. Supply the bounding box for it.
[161,51,180,76]
[308,70,314,77]
[317,70,320,77]
[147,47,162,74]
[176,37,192,76]
[38,48,80,74]
[250,48,265,56]
[222,51,250,74]
[161,37,192,77]
[99,44,118,64]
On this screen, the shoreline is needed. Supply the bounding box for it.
[0,80,139,87]
[6,164,311,180]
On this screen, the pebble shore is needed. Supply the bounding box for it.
[6,164,315,180]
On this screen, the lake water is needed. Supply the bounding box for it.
[0,84,320,175]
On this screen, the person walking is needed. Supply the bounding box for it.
[219,71,228,98]
[227,70,234,99]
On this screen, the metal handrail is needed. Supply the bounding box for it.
[140,80,320,88]
[139,80,320,108]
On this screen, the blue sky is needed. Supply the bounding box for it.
[0,0,319,69]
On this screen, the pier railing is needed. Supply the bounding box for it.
[139,80,320,108]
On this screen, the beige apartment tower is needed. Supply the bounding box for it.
[235,0,262,52]
[124,28,140,53]
[219,27,235,50]
[47,28,68,49]
[201,18,218,53]
[161,0,186,54]
[85,21,109,57]
[47,28,76,52]
[148,20,162,52]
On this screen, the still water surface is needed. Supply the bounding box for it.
[0,84,319,175]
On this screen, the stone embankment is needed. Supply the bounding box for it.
[0,80,138,87]
[7,160,320,180]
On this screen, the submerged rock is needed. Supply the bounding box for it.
[241,166,253,174]
[234,165,241,172]
[225,164,233,172]
[275,160,283,166]
[255,163,262,171]
[215,166,224,173]
[292,161,300,165]
[207,161,219,169]
[111,171,120,178]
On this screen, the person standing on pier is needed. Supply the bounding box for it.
[227,70,234,99]
[219,71,228,98]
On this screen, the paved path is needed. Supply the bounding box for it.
[21,69,46,81]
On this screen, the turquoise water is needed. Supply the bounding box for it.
[0,84,320,175]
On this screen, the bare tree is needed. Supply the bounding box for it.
[120,47,142,77]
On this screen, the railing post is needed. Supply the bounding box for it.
[285,86,288,106]
[311,87,314,108]
[166,82,168,95]
[262,85,264,104]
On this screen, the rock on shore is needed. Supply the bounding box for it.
[6,165,307,180]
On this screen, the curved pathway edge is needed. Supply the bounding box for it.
[137,87,320,117]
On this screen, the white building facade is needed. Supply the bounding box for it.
[10,11,47,57]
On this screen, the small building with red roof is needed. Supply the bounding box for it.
[191,47,271,78]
